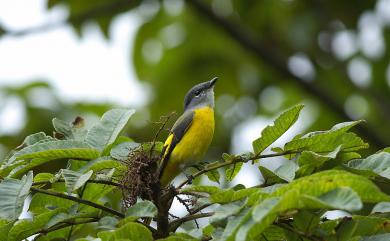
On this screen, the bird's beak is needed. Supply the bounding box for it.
[208,77,218,88]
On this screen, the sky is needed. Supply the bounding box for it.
[0,0,147,106]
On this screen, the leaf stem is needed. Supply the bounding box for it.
[30,187,124,218]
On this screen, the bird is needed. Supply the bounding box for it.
[159,77,217,186]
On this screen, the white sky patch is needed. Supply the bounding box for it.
[0,97,26,135]
[0,0,148,107]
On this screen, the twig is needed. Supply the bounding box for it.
[149,112,175,160]
[30,187,124,218]
[32,179,125,188]
[169,212,214,232]
[186,0,386,149]
[176,150,298,189]
[189,203,212,215]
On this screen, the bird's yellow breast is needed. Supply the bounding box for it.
[171,107,214,163]
[161,107,214,185]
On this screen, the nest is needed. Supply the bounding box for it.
[120,145,161,208]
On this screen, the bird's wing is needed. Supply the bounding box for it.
[159,110,194,178]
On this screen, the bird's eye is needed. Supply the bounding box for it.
[195,91,201,97]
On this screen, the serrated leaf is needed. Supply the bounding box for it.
[125,200,157,218]
[226,162,243,182]
[86,108,135,152]
[61,169,93,193]
[0,171,33,220]
[252,104,304,155]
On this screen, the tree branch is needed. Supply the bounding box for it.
[32,179,125,188]
[169,212,214,232]
[186,0,386,149]
[30,187,125,218]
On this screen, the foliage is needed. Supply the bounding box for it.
[1,105,390,240]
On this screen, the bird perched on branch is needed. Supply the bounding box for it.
[159,77,217,186]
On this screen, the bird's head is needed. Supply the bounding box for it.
[183,77,218,111]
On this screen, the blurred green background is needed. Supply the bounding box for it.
[1,0,390,163]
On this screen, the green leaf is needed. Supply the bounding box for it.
[210,200,246,224]
[21,132,53,146]
[297,145,341,167]
[300,187,363,212]
[259,161,298,183]
[0,171,33,220]
[110,141,140,161]
[78,156,125,174]
[7,209,63,241]
[235,190,299,241]
[346,152,390,180]
[98,216,119,230]
[360,233,390,241]
[86,108,135,152]
[52,117,88,141]
[371,202,390,213]
[283,120,367,153]
[252,104,304,155]
[1,140,100,176]
[182,185,222,194]
[226,162,243,182]
[205,169,220,184]
[273,170,389,203]
[61,169,93,193]
[125,200,158,218]
[97,222,153,241]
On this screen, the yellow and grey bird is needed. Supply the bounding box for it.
[159,77,217,186]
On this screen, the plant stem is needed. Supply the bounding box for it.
[169,212,214,232]
[30,187,124,218]
[176,151,298,189]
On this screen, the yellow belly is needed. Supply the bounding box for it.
[161,107,214,185]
